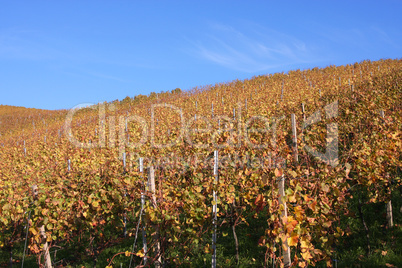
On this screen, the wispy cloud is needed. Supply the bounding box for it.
[370,26,399,49]
[184,21,319,73]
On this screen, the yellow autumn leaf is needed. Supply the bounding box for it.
[204,244,210,253]
[135,249,144,257]
[300,239,309,249]
[314,249,323,255]
[294,206,304,220]
[308,200,317,212]
[286,219,298,233]
[287,234,299,247]
[274,168,283,177]
[322,221,332,228]
[288,195,296,203]
[298,261,306,268]
[288,170,297,178]
[302,250,312,260]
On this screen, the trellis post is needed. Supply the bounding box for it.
[380,110,394,228]
[212,150,219,268]
[148,166,161,267]
[278,176,291,267]
[139,158,148,265]
[32,185,53,268]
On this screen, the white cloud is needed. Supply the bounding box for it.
[185,21,319,73]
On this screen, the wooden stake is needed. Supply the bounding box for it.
[387,200,394,228]
[139,158,148,265]
[123,153,127,238]
[148,166,161,267]
[278,177,291,267]
[291,114,298,163]
[32,185,53,268]
[380,110,394,228]
[212,150,219,268]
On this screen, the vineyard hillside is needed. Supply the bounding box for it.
[0,59,401,267]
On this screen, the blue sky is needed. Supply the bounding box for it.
[0,1,401,110]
